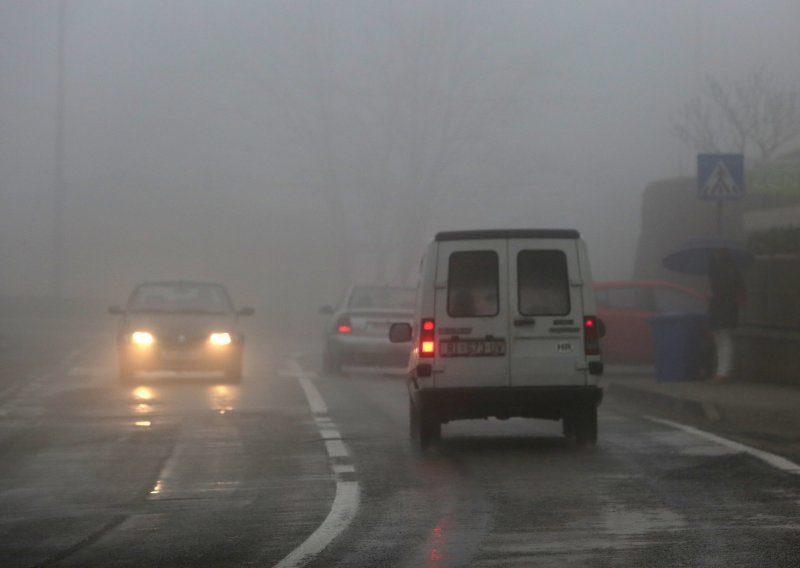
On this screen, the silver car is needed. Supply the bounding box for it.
[109,281,254,383]
[320,285,415,375]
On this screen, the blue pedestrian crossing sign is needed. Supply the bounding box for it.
[697,153,745,200]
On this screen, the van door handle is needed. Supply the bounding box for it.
[513,318,536,327]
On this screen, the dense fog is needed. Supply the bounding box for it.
[1,0,799,313]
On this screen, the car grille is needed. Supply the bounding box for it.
[157,333,207,348]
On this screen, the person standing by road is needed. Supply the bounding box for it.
[707,247,746,383]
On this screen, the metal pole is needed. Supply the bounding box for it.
[52,0,66,299]
[715,199,723,236]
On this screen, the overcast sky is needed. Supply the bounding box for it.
[1,1,799,303]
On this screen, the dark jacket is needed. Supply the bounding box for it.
[708,253,745,329]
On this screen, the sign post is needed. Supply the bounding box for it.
[697,153,745,236]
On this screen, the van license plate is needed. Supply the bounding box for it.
[441,339,506,357]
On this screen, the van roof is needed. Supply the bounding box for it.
[435,229,580,241]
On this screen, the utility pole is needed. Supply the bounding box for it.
[52,0,66,299]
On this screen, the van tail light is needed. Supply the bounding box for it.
[337,316,353,334]
[584,316,600,356]
[420,318,435,357]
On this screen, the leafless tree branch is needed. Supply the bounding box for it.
[673,66,800,161]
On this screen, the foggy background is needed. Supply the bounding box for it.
[2,0,799,313]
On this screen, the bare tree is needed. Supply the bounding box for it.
[673,67,800,161]
[336,2,539,282]
[260,1,539,285]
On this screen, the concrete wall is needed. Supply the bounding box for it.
[632,177,746,290]
[736,328,800,385]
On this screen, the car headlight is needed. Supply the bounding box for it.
[131,331,155,346]
[209,332,232,346]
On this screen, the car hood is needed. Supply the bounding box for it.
[122,313,238,336]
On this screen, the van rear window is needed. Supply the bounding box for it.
[447,251,499,317]
[518,250,570,315]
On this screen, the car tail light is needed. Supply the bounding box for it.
[420,318,435,357]
[584,316,600,356]
[337,316,353,334]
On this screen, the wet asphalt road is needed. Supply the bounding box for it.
[1,319,798,567]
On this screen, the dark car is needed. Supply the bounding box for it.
[593,280,707,365]
[320,285,415,375]
[109,281,254,383]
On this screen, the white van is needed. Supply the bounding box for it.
[390,229,604,447]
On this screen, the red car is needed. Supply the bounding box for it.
[593,280,707,365]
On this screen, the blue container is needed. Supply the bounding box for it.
[648,312,708,382]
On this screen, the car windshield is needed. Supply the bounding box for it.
[127,283,233,314]
[348,287,415,309]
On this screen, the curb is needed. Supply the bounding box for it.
[605,382,799,443]
[605,382,713,422]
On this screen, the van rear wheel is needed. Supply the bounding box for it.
[575,407,598,446]
[420,410,441,449]
[410,398,440,448]
[409,399,420,440]
[563,406,598,447]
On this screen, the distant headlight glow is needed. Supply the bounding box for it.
[209,332,232,346]
[131,331,155,346]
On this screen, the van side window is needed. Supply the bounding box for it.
[518,250,570,315]
[447,251,499,317]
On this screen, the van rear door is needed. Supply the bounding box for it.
[508,239,586,387]
[434,240,510,388]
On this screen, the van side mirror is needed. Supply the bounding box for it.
[319,305,334,315]
[389,322,413,343]
[237,307,255,316]
[108,305,124,315]
[597,318,606,338]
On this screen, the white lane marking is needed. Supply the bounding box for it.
[287,359,312,376]
[273,358,360,568]
[320,429,341,440]
[274,481,360,568]
[324,440,349,458]
[296,377,328,416]
[279,359,317,380]
[646,416,800,475]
